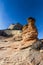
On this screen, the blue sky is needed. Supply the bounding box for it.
[0,0,43,39]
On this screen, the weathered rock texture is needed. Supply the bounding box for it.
[4,30,22,41]
[8,23,23,30]
[0,23,23,37]
[0,30,22,41]
[0,18,43,65]
[0,40,43,65]
[22,17,38,46]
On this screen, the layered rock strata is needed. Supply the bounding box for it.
[22,17,38,47]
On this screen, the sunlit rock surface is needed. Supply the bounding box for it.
[22,17,38,47]
[0,21,43,65]
[0,40,43,65]
[8,23,23,30]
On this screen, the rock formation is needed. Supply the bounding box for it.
[0,23,23,41]
[0,30,8,37]
[21,17,38,47]
[0,17,43,65]
[4,30,22,41]
[8,23,23,30]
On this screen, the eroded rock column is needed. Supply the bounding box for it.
[22,17,38,46]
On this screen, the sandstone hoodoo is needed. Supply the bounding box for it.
[22,17,38,47]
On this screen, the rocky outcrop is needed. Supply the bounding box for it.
[22,17,38,46]
[4,30,22,41]
[8,23,23,30]
[0,23,23,41]
[0,17,43,65]
[0,30,22,41]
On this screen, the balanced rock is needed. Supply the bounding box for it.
[22,17,38,47]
